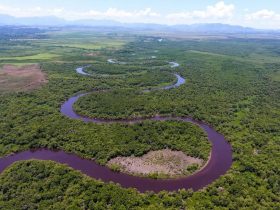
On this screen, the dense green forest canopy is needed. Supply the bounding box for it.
[0,28,279,209]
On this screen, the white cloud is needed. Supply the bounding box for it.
[0,4,21,14]
[205,1,235,18]
[84,8,160,19]
[244,9,280,29]
[0,4,160,22]
[0,4,65,17]
[59,7,161,23]
[166,1,235,23]
[1,2,280,29]
[245,9,280,20]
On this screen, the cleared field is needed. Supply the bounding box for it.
[187,50,280,64]
[0,53,59,61]
[270,71,280,81]
[0,64,47,92]
[0,31,133,68]
[57,41,127,49]
[32,34,130,50]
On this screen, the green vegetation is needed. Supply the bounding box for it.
[0,27,132,66]
[108,163,123,172]
[147,172,171,179]
[0,160,192,209]
[75,89,166,119]
[0,27,279,209]
[0,108,210,164]
[55,41,126,50]
[184,164,200,175]
[83,64,175,88]
[0,53,59,61]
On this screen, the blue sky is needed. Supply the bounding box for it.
[0,0,280,28]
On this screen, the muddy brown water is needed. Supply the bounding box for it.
[0,65,232,193]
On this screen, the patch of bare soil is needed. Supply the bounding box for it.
[0,64,47,92]
[107,149,205,178]
[84,52,99,57]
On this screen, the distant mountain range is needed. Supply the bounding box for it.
[0,14,276,33]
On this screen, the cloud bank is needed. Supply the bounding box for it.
[166,1,235,24]
[0,1,280,29]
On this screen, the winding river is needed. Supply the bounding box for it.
[0,62,232,193]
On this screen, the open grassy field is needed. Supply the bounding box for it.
[270,71,280,81]
[0,53,59,61]
[0,30,132,66]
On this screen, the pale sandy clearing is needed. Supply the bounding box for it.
[107,149,204,178]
